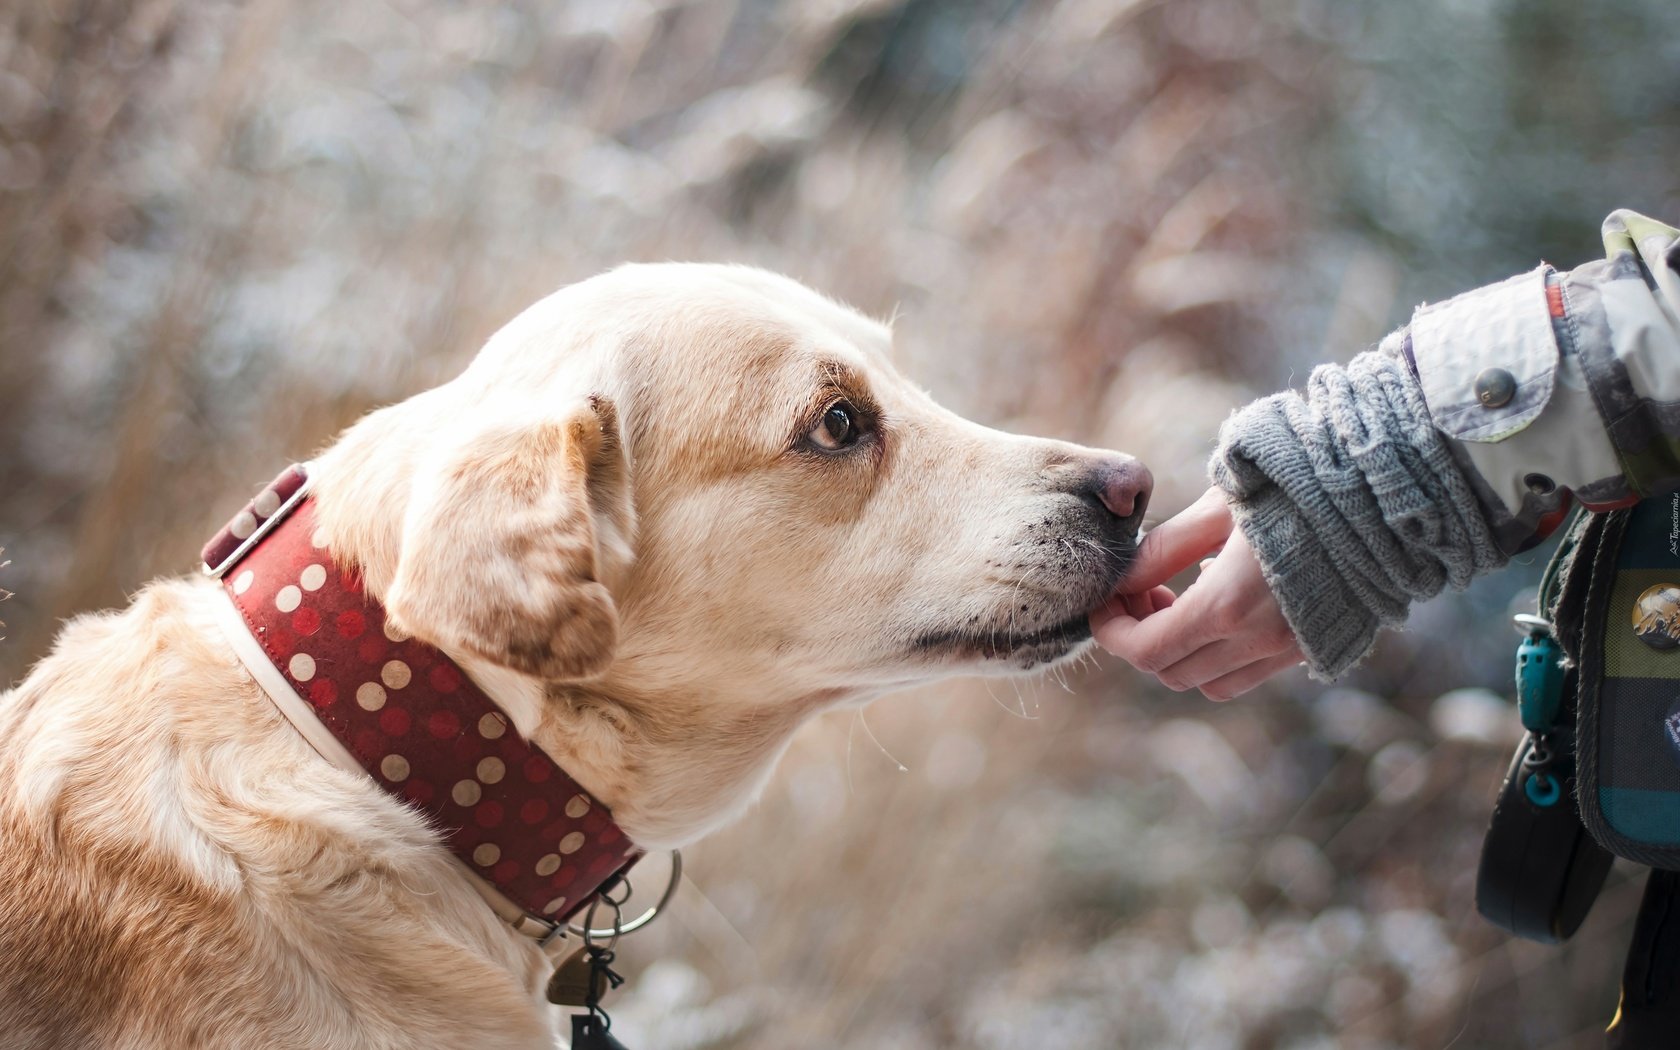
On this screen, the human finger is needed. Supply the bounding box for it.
[1090,596,1211,673]
[1109,585,1176,622]
[1154,632,1294,692]
[1197,650,1306,702]
[1092,584,1175,632]
[1116,487,1233,593]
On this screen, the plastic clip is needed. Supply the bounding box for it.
[1514,615,1566,734]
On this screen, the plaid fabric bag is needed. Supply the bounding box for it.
[1561,491,1680,869]
[1473,494,1680,1046]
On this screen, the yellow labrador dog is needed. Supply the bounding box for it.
[0,264,1149,1049]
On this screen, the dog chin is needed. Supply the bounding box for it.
[909,611,1095,671]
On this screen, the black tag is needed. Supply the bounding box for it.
[571,1012,632,1050]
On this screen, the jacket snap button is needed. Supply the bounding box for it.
[1475,367,1517,408]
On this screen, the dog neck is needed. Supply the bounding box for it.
[531,679,846,850]
[205,474,643,930]
[389,651,829,850]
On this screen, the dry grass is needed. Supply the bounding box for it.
[0,1,1668,1047]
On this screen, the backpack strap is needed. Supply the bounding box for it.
[1609,868,1680,1048]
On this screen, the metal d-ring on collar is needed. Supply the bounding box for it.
[566,849,682,940]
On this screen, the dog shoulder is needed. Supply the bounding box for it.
[0,580,555,1047]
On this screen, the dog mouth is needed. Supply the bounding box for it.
[909,610,1095,664]
[906,524,1135,669]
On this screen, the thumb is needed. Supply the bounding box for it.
[1117,486,1235,592]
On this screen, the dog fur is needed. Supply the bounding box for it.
[0,264,1147,1048]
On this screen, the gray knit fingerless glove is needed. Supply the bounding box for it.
[1209,341,1508,679]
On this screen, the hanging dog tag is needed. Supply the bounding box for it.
[545,946,599,1007]
[560,879,635,1044]
[571,1012,631,1050]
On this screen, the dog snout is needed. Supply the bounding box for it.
[1083,456,1152,538]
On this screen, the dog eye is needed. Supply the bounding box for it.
[809,402,861,451]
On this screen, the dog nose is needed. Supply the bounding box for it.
[1088,457,1152,533]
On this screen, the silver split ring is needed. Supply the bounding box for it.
[567,850,682,940]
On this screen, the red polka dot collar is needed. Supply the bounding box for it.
[203,464,642,936]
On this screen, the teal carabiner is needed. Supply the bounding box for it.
[1515,621,1566,734]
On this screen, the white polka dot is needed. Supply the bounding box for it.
[381,660,411,689]
[452,779,482,807]
[288,653,316,681]
[232,570,255,595]
[252,488,281,518]
[559,831,585,855]
[275,585,302,613]
[473,843,501,867]
[477,757,505,784]
[565,795,591,819]
[299,564,327,591]
[380,754,410,782]
[535,854,561,877]
[382,620,410,642]
[542,896,568,915]
[478,713,507,739]
[356,682,387,711]
[310,527,330,549]
[229,510,257,540]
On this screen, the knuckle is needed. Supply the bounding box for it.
[1134,649,1169,674]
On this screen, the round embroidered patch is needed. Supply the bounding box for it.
[1634,584,1680,650]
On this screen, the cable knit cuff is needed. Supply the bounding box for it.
[1222,479,1382,679]
[1210,343,1509,680]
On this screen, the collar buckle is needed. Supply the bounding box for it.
[202,463,314,579]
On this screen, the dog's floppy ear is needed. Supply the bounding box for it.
[384,397,629,680]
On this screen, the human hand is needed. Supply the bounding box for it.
[1091,486,1304,700]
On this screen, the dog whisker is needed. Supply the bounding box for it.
[856,706,907,773]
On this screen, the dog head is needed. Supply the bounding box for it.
[311,264,1149,841]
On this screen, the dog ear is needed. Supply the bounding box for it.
[384,397,629,681]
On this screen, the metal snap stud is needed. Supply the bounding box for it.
[1475,367,1517,409]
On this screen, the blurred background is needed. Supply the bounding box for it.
[4,1,1680,1046]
